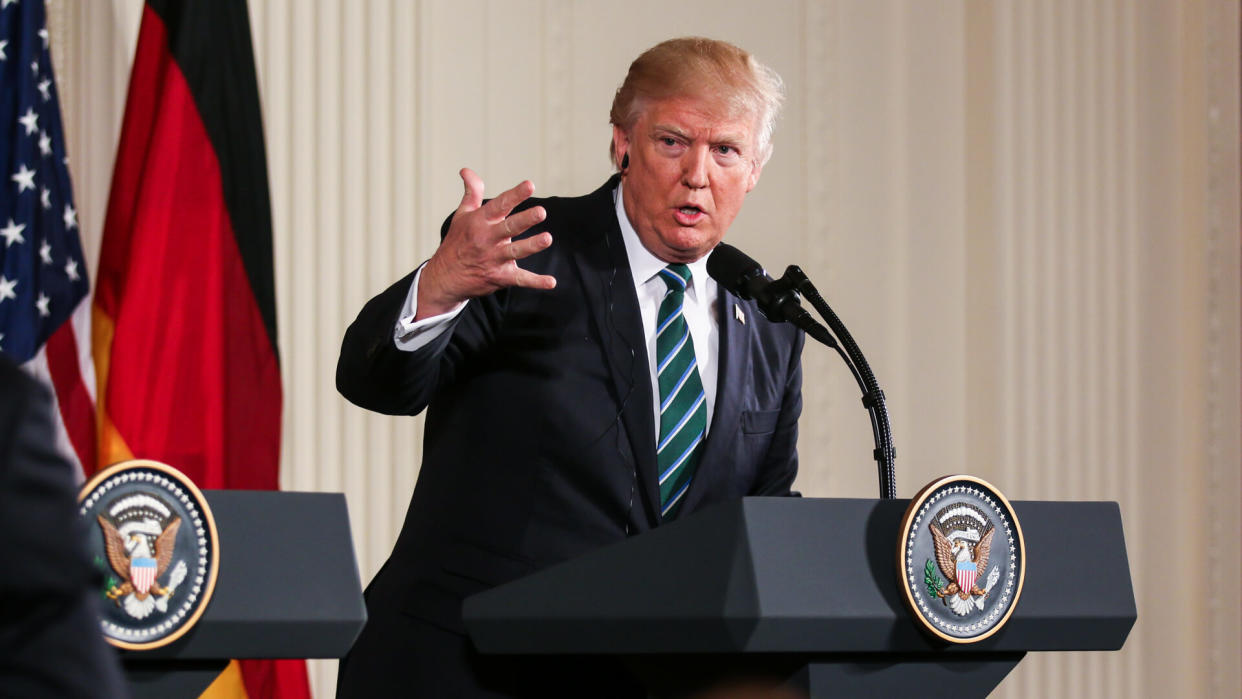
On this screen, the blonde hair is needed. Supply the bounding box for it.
[609,37,785,168]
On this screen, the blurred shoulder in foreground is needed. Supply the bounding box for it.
[0,355,129,698]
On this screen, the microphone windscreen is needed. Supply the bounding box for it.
[707,243,765,295]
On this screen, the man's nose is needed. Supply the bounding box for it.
[682,147,709,189]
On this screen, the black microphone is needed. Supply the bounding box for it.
[707,242,896,498]
[706,243,832,345]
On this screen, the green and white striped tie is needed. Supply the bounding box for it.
[654,264,707,520]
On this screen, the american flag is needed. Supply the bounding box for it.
[0,0,96,479]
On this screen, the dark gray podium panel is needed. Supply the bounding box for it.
[121,659,228,699]
[464,497,1135,655]
[124,490,366,661]
[788,652,1026,698]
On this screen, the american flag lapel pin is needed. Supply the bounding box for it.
[734,304,746,325]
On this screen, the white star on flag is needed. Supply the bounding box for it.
[2,0,18,10]
[29,59,37,75]
[11,163,35,192]
[18,107,37,134]
[0,40,7,60]
[37,78,49,101]
[35,292,50,317]
[40,187,50,209]
[0,276,16,302]
[39,240,51,264]
[37,28,46,48]
[1,218,25,246]
[63,204,76,230]
[38,131,51,156]
[64,258,79,282]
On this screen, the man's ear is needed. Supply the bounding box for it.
[612,124,630,170]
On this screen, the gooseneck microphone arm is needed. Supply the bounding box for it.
[707,244,897,499]
[781,265,896,499]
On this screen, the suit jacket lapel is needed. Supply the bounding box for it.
[681,291,751,515]
[569,181,661,526]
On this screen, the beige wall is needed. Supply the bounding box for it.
[51,1,1241,696]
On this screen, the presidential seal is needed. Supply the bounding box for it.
[78,460,219,650]
[897,475,1024,643]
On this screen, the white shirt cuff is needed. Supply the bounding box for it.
[394,262,467,352]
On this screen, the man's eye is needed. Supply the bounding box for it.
[716,145,737,156]
[660,137,678,146]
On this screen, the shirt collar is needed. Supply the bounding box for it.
[613,181,712,300]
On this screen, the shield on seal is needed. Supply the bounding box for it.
[130,557,157,594]
[956,559,978,596]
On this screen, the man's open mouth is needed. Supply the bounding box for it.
[674,206,705,224]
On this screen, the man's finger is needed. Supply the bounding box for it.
[505,232,553,262]
[458,168,485,211]
[482,179,535,219]
[510,267,557,290]
[495,206,546,240]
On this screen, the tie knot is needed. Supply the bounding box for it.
[657,264,692,293]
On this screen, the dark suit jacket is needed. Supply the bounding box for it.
[335,176,804,697]
[0,356,129,698]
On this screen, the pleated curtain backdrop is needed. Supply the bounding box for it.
[50,1,1240,696]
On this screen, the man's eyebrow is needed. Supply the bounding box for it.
[650,124,746,146]
[651,123,691,139]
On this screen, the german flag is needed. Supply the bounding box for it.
[92,0,308,696]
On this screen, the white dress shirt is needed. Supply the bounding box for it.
[393,181,721,436]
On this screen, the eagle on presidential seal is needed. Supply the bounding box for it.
[97,508,188,620]
[927,502,1002,616]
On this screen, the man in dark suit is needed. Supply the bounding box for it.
[0,355,129,697]
[336,37,802,697]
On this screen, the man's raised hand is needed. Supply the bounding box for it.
[415,168,556,320]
